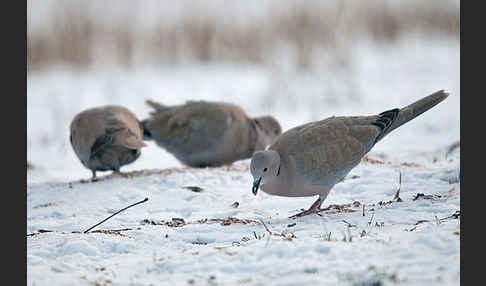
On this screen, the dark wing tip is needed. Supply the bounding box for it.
[373,108,400,131]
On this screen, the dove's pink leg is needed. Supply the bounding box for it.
[289,196,325,218]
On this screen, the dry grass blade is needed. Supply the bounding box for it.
[412,210,460,227]
[342,220,357,228]
[368,213,375,226]
[33,202,57,209]
[88,229,130,237]
[445,140,460,159]
[260,219,296,241]
[412,193,443,201]
[27,229,54,236]
[393,171,403,202]
[27,228,136,237]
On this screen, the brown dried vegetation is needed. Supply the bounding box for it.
[28,0,459,72]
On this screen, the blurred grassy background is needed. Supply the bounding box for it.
[27,0,459,73]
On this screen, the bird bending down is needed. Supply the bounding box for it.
[70,105,146,181]
[250,90,449,218]
[141,100,282,167]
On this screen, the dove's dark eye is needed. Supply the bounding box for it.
[263,168,268,172]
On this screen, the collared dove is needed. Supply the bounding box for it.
[70,105,146,181]
[141,100,282,167]
[250,90,449,218]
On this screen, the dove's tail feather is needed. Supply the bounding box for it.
[143,99,173,140]
[145,99,170,111]
[375,89,449,143]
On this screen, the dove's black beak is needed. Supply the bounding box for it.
[252,177,261,196]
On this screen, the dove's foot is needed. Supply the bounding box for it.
[90,170,99,182]
[289,196,324,219]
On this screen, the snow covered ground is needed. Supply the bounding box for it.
[27,37,460,285]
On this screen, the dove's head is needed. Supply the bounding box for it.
[250,150,280,195]
[253,116,282,150]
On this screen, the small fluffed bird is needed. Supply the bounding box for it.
[70,105,146,181]
[141,100,282,167]
[250,90,449,218]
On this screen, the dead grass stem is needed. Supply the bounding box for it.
[28,0,459,72]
